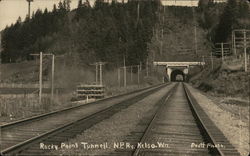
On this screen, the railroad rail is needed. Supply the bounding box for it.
[0,83,170,155]
[111,83,240,156]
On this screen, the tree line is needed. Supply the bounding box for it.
[198,0,249,43]
[1,0,248,65]
[1,0,160,68]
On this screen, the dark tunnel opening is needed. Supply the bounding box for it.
[171,69,185,82]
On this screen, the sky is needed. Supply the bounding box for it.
[0,0,93,31]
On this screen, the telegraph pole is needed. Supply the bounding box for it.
[95,64,98,84]
[221,43,224,62]
[160,28,163,56]
[137,65,140,86]
[91,62,107,85]
[30,52,54,105]
[30,52,43,105]
[118,68,120,87]
[194,26,198,55]
[90,63,99,84]
[123,55,126,87]
[215,43,230,63]
[232,31,236,56]
[202,55,205,69]
[39,52,43,104]
[243,30,247,72]
[130,66,133,83]
[211,52,214,70]
[27,0,33,19]
[146,58,149,77]
[51,54,55,103]
[233,29,250,72]
[100,63,103,85]
[136,1,140,25]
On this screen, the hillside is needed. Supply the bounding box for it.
[190,56,250,98]
[1,0,160,67]
[0,0,249,88]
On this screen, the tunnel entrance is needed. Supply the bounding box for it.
[171,69,185,82]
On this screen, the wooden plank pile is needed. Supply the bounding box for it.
[76,84,105,100]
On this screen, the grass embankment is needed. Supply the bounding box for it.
[190,57,250,99]
[0,93,73,125]
[0,81,156,125]
[0,60,162,124]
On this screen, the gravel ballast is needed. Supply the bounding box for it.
[186,84,249,156]
[51,83,175,155]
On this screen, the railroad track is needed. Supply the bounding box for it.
[111,83,240,156]
[0,83,171,156]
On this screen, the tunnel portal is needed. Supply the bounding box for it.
[170,69,185,82]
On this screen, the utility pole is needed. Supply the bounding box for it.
[137,65,140,87]
[39,52,42,105]
[136,1,140,25]
[130,66,133,83]
[140,61,142,71]
[118,68,120,87]
[215,43,230,63]
[27,0,33,19]
[233,29,250,72]
[221,42,224,62]
[243,30,247,72]
[91,62,107,85]
[160,28,163,56]
[211,52,214,70]
[100,64,103,85]
[30,52,43,105]
[51,54,55,103]
[194,26,198,55]
[202,55,205,69]
[100,62,107,85]
[123,55,126,87]
[30,52,55,105]
[95,64,98,84]
[90,63,99,84]
[232,31,236,56]
[146,58,149,77]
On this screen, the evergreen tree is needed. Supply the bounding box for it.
[214,0,238,42]
[78,0,83,8]
[238,0,249,18]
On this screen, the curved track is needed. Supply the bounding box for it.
[0,83,168,155]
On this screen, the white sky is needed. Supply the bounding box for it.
[0,0,97,31]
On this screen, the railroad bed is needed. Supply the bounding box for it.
[111,83,240,156]
[0,83,241,156]
[0,83,168,155]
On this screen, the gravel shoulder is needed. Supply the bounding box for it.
[186,84,249,156]
[51,83,175,155]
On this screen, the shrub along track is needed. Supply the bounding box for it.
[110,83,240,156]
[0,83,168,155]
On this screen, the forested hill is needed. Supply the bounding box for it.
[1,0,249,66]
[1,0,160,66]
